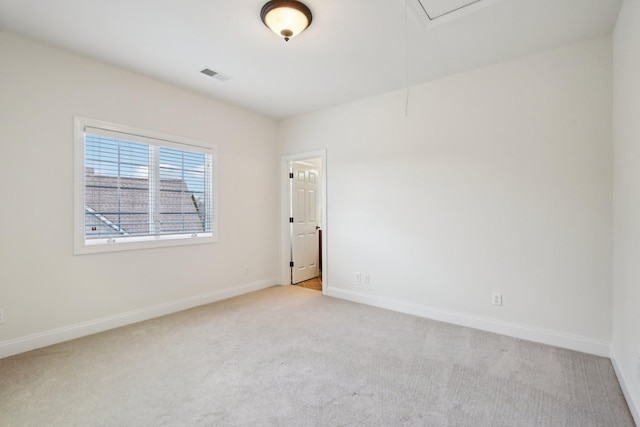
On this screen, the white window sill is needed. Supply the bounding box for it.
[74,233,217,255]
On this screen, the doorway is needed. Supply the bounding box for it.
[281,150,327,293]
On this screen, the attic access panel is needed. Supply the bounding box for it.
[414,0,487,21]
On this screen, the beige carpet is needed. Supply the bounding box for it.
[0,286,634,426]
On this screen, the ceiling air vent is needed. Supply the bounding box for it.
[200,68,233,82]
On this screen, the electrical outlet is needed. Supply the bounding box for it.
[491,292,502,306]
[243,265,249,275]
[355,272,361,282]
[0,308,4,324]
[364,273,370,284]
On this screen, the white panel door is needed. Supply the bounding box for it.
[291,162,320,284]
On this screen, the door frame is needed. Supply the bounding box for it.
[280,149,327,294]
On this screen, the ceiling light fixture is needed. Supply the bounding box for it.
[260,0,313,42]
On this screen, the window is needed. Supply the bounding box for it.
[74,116,218,254]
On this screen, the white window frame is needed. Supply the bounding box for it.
[74,116,218,255]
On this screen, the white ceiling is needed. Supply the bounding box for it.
[0,0,622,119]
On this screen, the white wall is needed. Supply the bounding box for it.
[612,0,640,421]
[0,32,280,356]
[280,37,613,355]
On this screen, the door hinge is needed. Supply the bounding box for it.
[289,261,294,268]
[289,172,294,179]
[289,217,294,223]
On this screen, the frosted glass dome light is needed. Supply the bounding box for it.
[261,1,313,42]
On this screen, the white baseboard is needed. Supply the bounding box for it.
[326,287,611,357]
[0,278,279,359]
[610,346,640,426]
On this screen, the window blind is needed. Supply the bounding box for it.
[83,126,213,241]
